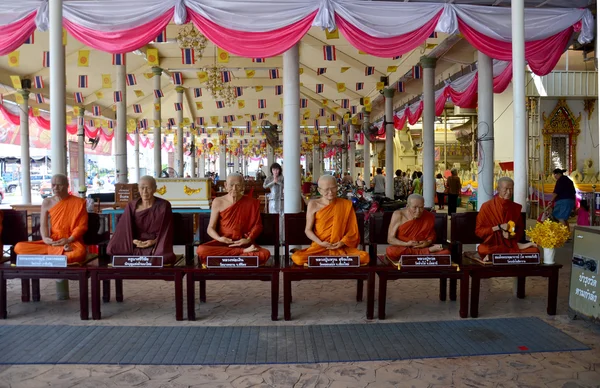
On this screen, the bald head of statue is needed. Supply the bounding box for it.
[51,174,70,198]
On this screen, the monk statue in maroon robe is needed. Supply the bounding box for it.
[476,177,538,261]
[196,173,270,265]
[386,194,450,262]
[107,176,176,265]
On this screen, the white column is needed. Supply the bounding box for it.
[421,56,437,208]
[512,0,527,208]
[116,57,128,184]
[384,88,395,198]
[477,52,495,210]
[76,106,86,194]
[283,44,301,213]
[349,124,356,180]
[199,148,206,177]
[50,0,66,175]
[266,144,274,170]
[190,133,196,178]
[363,109,371,187]
[19,89,31,204]
[219,145,227,179]
[341,129,348,174]
[175,87,184,177]
[152,67,162,178]
[134,126,140,182]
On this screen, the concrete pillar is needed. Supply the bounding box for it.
[134,127,140,183]
[512,0,527,209]
[283,43,301,213]
[175,87,184,177]
[152,67,163,178]
[421,56,437,208]
[190,133,196,178]
[477,52,495,210]
[19,89,31,204]
[116,57,127,183]
[50,0,66,175]
[219,144,227,179]
[349,124,356,180]
[363,109,371,187]
[76,106,85,194]
[384,88,395,198]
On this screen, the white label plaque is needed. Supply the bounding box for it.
[16,255,68,267]
[112,256,164,268]
[206,256,259,268]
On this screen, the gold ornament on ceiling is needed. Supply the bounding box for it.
[176,24,208,61]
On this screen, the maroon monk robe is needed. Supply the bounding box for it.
[107,197,176,265]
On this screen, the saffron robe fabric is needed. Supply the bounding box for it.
[196,195,270,265]
[107,197,176,265]
[15,195,88,264]
[386,210,450,259]
[476,196,539,258]
[291,198,369,266]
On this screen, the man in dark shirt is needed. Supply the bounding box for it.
[547,168,576,231]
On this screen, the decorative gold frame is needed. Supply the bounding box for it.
[542,99,581,174]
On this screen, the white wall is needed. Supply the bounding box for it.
[493,83,515,162]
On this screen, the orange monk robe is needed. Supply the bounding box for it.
[386,211,450,259]
[291,198,369,266]
[15,195,88,264]
[196,195,270,265]
[476,196,539,258]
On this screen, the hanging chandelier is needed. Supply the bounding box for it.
[204,64,237,107]
[176,24,208,61]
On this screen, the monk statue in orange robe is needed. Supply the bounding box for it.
[291,175,369,266]
[107,176,176,265]
[15,174,88,264]
[386,194,450,261]
[476,177,538,261]
[196,173,271,265]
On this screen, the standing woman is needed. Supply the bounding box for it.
[264,163,284,240]
[435,173,446,210]
[446,168,461,215]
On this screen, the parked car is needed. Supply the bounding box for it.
[40,181,52,199]
[6,174,52,193]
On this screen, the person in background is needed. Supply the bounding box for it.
[356,173,365,189]
[577,199,591,227]
[412,171,423,195]
[435,173,446,210]
[446,168,461,215]
[342,172,354,185]
[547,168,576,231]
[263,163,284,215]
[394,169,407,201]
[373,168,385,195]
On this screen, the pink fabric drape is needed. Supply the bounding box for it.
[0,12,36,56]
[188,9,316,57]
[127,134,153,148]
[335,12,441,58]
[492,62,513,93]
[458,19,574,76]
[63,10,174,54]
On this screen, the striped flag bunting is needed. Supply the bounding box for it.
[78,75,88,88]
[221,71,232,83]
[250,114,257,121]
[24,32,34,44]
[112,53,125,66]
[193,88,202,98]
[429,31,438,38]
[318,108,325,117]
[234,87,243,97]
[412,65,422,79]
[356,82,364,91]
[341,99,350,109]
[197,117,204,126]
[154,89,164,98]
[330,114,336,121]
[314,119,320,129]
[316,84,324,93]
[223,116,230,123]
[93,105,101,116]
[126,74,137,86]
[108,120,115,129]
[181,48,195,64]
[139,119,147,130]
[35,94,44,104]
[300,98,308,108]
[365,66,375,76]
[42,51,50,67]
[34,76,44,89]
[252,58,265,63]
[258,99,267,109]
[259,113,265,119]
[317,68,327,75]
[246,121,252,131]
[358,112,364,120]
[228,114,235,122]
[155,29,167,43]
[87,119,95,127]
[74,92,84,104]
[275,85,283,95]
[77,117,84,127]
[397,82,405,92]
[351,105,357,114]
[269,69,280,79]
[278,113,283,121]
[113,91,122,103]
[133,104,142,113]
[168,118,176,127]
[171,72,183,85]
[323,45,336,61]
[216,101,225,108]
[174,102,183,111]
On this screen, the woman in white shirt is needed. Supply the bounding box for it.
[435,173,446,210]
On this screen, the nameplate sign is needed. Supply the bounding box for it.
[16,255,67,267]
[112,256,163,268]
[206,256,259,268]
[492,253,540,265]
[400,255,451,267]
[308,256,360,267]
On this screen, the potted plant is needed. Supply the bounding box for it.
[525,220,570,264]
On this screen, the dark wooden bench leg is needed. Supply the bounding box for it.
[115,280,124,302]
[449,278,457,301]
[283,273,292,321]
[378,273,388,320]
[271,272,279,321]
[91,271,101,320]
[470,275,481,318]
[79,274,88,320]
[516,277,526,299]
[32,279,40,302]
[547,271,559,315]
[366,272,375,320]
[199,280,206,303]
[187,273,196,321]
[1,272,7,319]
[21,279,30,302]
[356,279,363,302]
[175,272,183,321]
[102,280,110,302]
[439,278,447,301]
[459,273,469,318]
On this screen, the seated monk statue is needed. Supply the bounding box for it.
[107,175,176,265]
[291,175,369,266]
[196,173,270,265]
[476,177,538,261]
[15,174,88,264]
[386,194,450,261]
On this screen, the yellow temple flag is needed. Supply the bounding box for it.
[10,75,21,89]
[133,90,144,98]
[325,29,339,39]
[387,66,398,73]
[326,119,331,125]
[62,28,67,45]
[101,74,112,88]
[143,73,154,80]
[197,71,208,82]
[154,103,160,112]
[351,117,358,125]
[365,104,372,112]
[274,111,279,116]
[245,70,255,78]
[95,91,105,99]
[376,82,385,90]
[238,100,245,109]
[340,67,350,73]
[196,102,203,110]
[236,115,243,119]
[32,107,40,117]
[183,117,191,125]
[363,97,371,105]
[322,100,328,106]
[147,48,159,66]
[301,120,306,126]
[15,93,24,104]
[255,86,263,92]
[303,111,311,120]
[7,51,19,67]
[217,48,229,63]
[78,50,90,67]
[153,119,160,127]
[210,116,219,124]
[66,115,72,123]
[299,68,304,75]
[337,83,346,93]
[358,50,367,55]
[73,106,80,116]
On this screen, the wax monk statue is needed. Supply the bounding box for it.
[291,175,370,266]
[386,194,450,260]
[476,177,538,261]
[15,174,88,264]
[196,173,271,265]
[107,176,176,265]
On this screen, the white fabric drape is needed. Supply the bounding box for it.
[0,1,40,26]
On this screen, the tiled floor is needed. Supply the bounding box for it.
[1,220,599,387]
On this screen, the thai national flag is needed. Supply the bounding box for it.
[429,31,438,39]
[216,101,224,109]
[341,99,349,109]
[113,91,122,103]
[259,113,265,119]
[24,32,34,44]
[112,53,125,66]
[269,69,279,79]
[154,89,164,98]
[300,98,308,108]
[358,112,364,120]
[133,104,142,113]
[77,117,84,127]
[318,108,325,117]
[221,71,232,83]
[323,45,336,61]
[174,102,182,111]
[330,114,336,121]
[74,92,84,104]
[197,117,204,126]
[278,113,283,121]
[155,29,167,43]
[87,119,95,127]
[258,99,266,109]
[194,88,202,98]
[234,87,243,97]
[397,82,405,92]
[126,74,137,86]
[246,121,252,131]
[250,114,257,121]
[356,82,364,91]
[108,120,115,129]
[42,51,50,67]
[365,67,375,76]
[78,75,88,88]
[252,58,265,63]
[168,118,175,127]
[223,116,230,123]
[316,84,324,93]
[351,105,357,114]
[275,85,283,95]
[181,48,195,64]
[35,94,44,104]
[317,68,326,75]
[34,76,44,89]
[314,119,320,129]
[412,65,422,79]
[93,105,101,116]
[171,72,183,85]
[228,114,235,122]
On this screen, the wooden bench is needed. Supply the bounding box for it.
[450,211,562,318]
[89,212,195,321]
[370,211,469,319]
[186,212,280,321]
[281,212,375,321]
